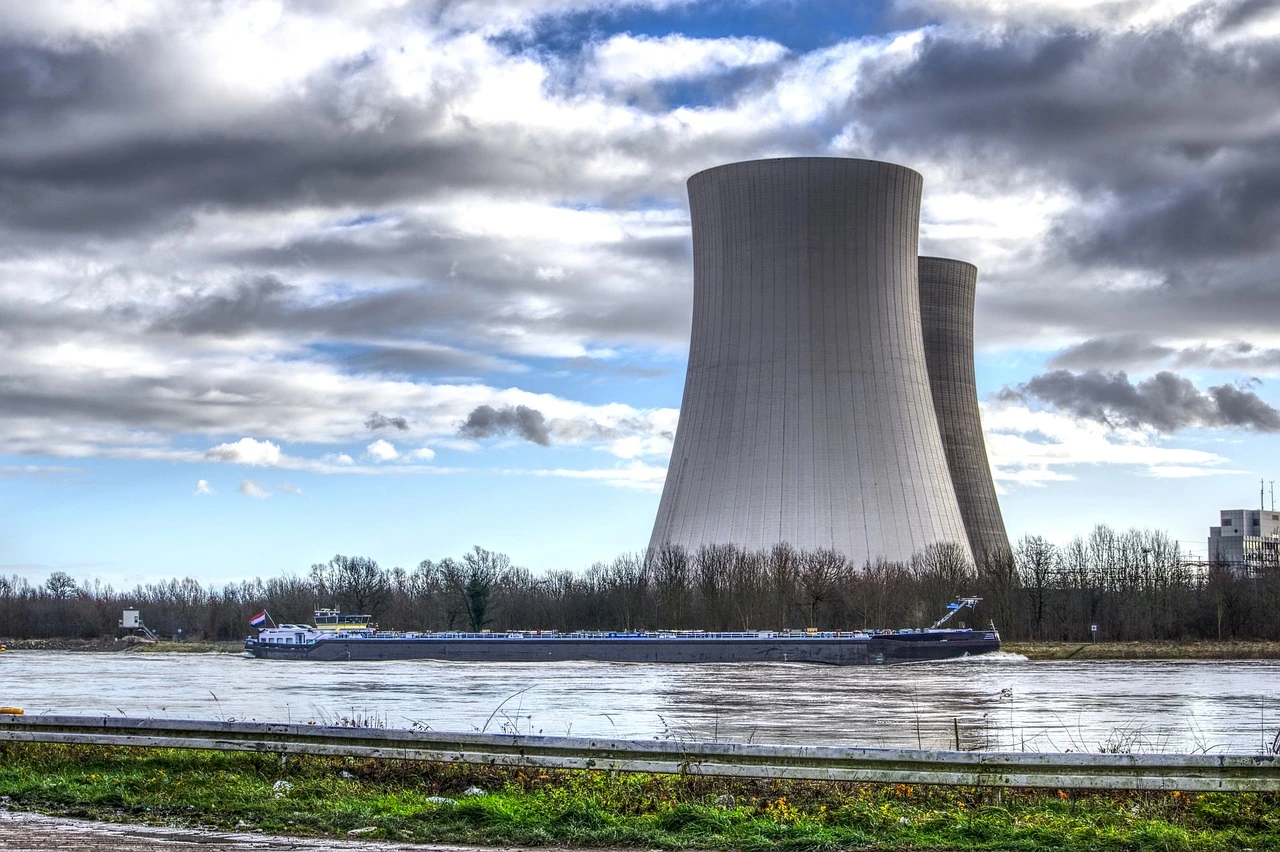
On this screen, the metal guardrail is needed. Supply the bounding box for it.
[0,714,1276,792]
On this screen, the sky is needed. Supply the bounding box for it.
[3,0,1280,589]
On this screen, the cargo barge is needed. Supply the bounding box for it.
[244,598,999,665]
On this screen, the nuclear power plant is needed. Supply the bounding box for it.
[649,157,1008,566]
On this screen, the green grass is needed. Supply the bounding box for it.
[131,640,244,653]
[1,743,1277,850]
[1003,640,1280,661]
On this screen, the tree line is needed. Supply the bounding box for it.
[2,526,1277,642]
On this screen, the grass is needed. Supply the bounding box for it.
[1,743,1277,850]
[1005,640,1280,661]
[132,640,245,654]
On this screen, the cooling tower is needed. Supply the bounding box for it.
[649,158,972,565]
[918,256,1010,563]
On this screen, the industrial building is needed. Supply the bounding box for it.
[1208,507,1280,573]
[649,157,1005,566]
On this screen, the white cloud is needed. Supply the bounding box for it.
[892,0,1204,29]
[606,434,674,459]
[238,479,270,498]
[0,0,165,43]
[527,460,669,492]
[204,438,282,466]
[276,483,303,495]
[591,33,787,87]
[366,439,399,462]
[362,441,435,463]
[322,453,355,466]
[194,479,213,495]
[983,401,1235,488]
[1140,465,1251,479]
[0,464,84,480]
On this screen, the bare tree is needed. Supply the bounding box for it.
[310,555,391,619]
[44,571,79,600]
[651,545,690,628]
[1015,535,1057,641]
[797,549,844,627]
[767,543,799,629]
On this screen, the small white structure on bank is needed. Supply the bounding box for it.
[1208,496,1280,574]
[119,609,158,640]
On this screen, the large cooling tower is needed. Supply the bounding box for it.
[918,257,1010,562]
[649,158,972,565]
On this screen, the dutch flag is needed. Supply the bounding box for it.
[249,610,269,627]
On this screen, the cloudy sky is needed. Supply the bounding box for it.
[3,0,1279,586]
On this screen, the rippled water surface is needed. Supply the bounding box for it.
[4,651,1279,752]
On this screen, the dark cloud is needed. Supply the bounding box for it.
[345,344,523,376]
[851,3,1280,348]
[364,412,409,431]
[0,45,615,239]
[1006,369,1280,433]
[1062,159,1280,266]
[0,35,703,242]
[862,6,1280,183]
[158,276,293,336]
[1047,336,1280,374]
[1172,342,1280,373]
[146,228,691,353]
[558,356,669,378]
[1210,383,1280,430]
[458,405,551,446]
[1047,336,1175,371]
[1217,0,1280,33]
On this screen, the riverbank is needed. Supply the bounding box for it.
[1004,640,1280,660]
[7,637,1280,660]
[0,744,1274,852]
[0,638,244,653]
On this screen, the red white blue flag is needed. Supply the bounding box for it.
[249,610,269,627]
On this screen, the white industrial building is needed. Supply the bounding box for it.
[1208,507,1280,573]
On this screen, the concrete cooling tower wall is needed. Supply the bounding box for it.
[918,256,1010,563]
[648,157,973,566]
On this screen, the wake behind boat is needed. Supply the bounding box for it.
[244,598,1000,665]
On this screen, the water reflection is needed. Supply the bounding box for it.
[2,651,1278,753]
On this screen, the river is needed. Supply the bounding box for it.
[3,651,1279,753]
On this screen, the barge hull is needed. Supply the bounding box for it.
[246,633,999,664]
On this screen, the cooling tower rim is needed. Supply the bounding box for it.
[688,156,922,187]
[919,256,979,274]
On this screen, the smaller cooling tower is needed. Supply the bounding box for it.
[918,256,1010,562]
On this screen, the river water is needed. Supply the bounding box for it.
[3,651,1279,754]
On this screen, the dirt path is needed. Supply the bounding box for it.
[0,809,552,852]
